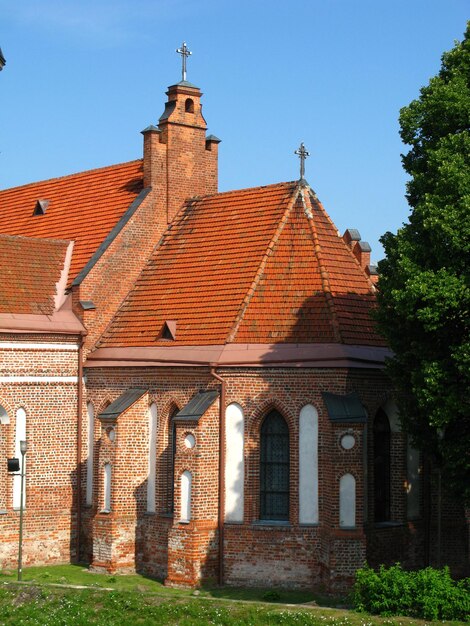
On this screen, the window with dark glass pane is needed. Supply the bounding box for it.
[166,408,178,513]
[260,410,290,520]
[374,408,391,522]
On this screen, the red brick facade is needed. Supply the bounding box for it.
[0,74,468,591]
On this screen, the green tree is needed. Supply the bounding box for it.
[376,23,470,503]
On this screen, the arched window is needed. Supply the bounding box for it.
[166,407,179,513]
[260,410,289,521]
[147,403,158,513]
[340,473,356,527]
[185,98,194,113]
[0,405,10,425]
[103,463,111,512]
[180,470,192,521]
[86,402,94,506]
[0,405,9,511]
[374,408,391,522]
[299,404,318,524]
[13,408,26,509]
[225,403,244,522]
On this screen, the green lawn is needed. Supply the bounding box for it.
[0,564,338,606]
[0,565,467,626]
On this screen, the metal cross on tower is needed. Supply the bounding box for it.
[295,142,310,180]
[176,41,192,82]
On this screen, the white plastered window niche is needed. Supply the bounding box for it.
[225,403,244,523]
[339,473,356,528]
[102,463,112,513]
[0,405,10,513]
[13,408,26,509]
[180,470,192,523]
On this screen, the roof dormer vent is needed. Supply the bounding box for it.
[160,320,177,341]
[33,199,49,215]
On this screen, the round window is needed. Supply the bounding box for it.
[340,434,355,450]
[184,433,196,449]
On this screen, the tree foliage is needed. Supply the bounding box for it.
[376,23,470,502]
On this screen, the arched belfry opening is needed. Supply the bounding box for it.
[185,98,194,113]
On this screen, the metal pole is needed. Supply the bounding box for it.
[17,445,26,581]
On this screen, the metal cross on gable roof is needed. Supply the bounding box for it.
[295,142,310,181]
[176,41,192,82]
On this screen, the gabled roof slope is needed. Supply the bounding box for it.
[0,160,143,285]
[99,182,297,346]
[0,234,70,314]
[98,181,385,348]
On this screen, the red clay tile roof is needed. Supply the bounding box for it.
[0,234,70,314]
[0,160,143,285]
[98,181,385,348]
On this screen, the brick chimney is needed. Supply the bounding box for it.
[342,228,361,248]
[366,264,379,285]
[352,240,371,271]
[342,228,374,274]
[142,81,220,224]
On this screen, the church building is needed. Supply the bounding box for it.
[0,49,467,590]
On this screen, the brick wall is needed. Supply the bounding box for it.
[1,351,467,587]
[82,365,394,591]
[0,334,81,568]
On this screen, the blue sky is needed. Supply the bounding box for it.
[0,1,468,259]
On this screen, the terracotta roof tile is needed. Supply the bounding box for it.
[99,181,385,348]
[0,234,71,314]
[0,160,143,285]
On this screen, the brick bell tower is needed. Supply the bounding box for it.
[142,42,220,224]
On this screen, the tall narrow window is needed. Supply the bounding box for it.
[103,463,111,512]
[0,405,9,511]
[299,404,318,524]
[180,470,192,521]
[374,408,391,522]
[225,403,244,522]
[166,407,178,513]
[0,406,9,425]
[260,410,290,521]
[340,473,356,527]
[147,403,157,513]
[13,408,26,509]
[86,402,94,506]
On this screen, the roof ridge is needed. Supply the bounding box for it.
[306,191,377,292]
[225,184,302,344]
[196,180,297,202]
[0,159,142,193]
[0,233,72,246]
[303,189,343,343]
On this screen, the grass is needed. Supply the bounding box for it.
[0,565,467,625]
[0,564,338,606]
